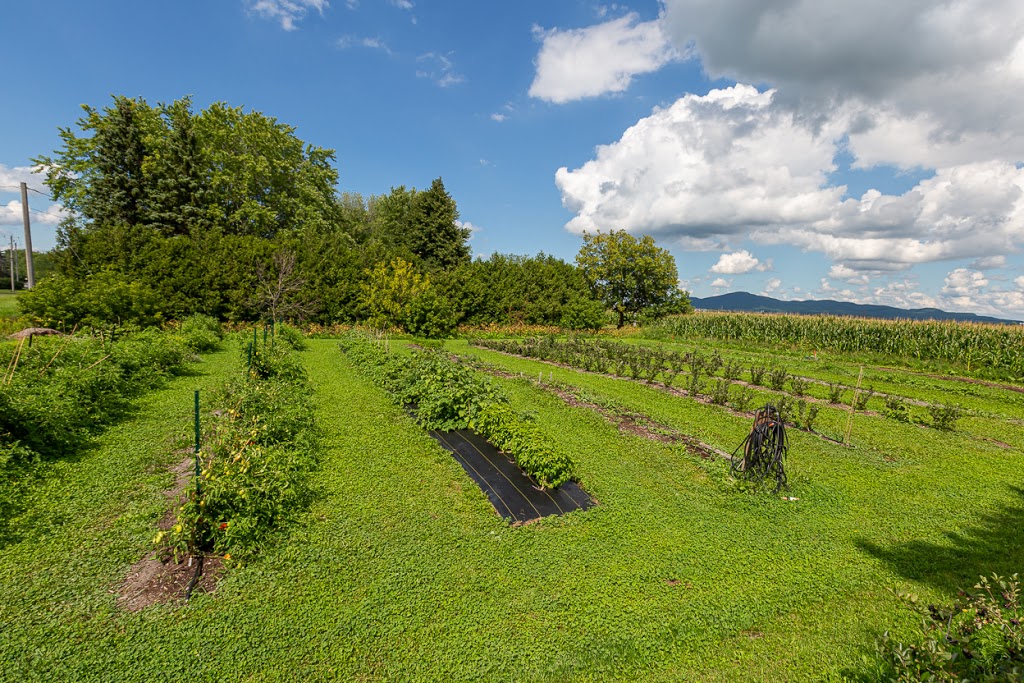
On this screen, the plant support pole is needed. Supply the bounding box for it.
[194,390,201,496]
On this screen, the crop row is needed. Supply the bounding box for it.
[646,312,1024,381]
[469,336,966,432]
[338,332,573,488]
[161,330,318,565]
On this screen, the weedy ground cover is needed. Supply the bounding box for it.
[1,336,1022,681]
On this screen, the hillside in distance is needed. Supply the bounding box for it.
[690,292,1021,325]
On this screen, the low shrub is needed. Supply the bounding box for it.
[884,395,910,422]
[868,574,1024,681]
[179,314,223,353]
[928,403,964,431]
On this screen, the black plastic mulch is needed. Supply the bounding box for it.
[428,429,594,523]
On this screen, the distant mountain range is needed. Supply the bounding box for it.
[689,292,1021,325]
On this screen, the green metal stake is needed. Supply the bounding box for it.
[194,390,201,496]
[263,324,267,345]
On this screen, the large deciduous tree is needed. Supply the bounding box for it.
[576,230,689,328]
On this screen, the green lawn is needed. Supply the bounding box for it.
[2,337,1022,680]
[0,291,19,318]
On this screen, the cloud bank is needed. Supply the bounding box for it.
[548,1,1024,284]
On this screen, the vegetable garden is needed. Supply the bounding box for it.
[1,317,1023,681]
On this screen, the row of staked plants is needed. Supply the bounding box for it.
[338,331,574,488]
[469,336,964,432]
[158,329,318,566]
[0,315,225,537]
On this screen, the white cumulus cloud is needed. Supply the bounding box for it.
[0,200,66,226]
[710,250,761,274]
[529,13,679,104]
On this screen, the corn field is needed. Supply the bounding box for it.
[647,312,1024,381]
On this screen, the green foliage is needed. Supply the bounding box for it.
[768,366,789,391]
[928,403,964,431]
[647,310,1024,381]
[164,336,317,562]
[339,332,573,487]
[405,288,458,339]
[560,297,606,331]
[274,323,308,351]
[710,379,731,406]
[855,386,875,411]
[472,404,574,489]
[749,364,767,386]
[870,575,1024,681]
[368,179,470,273]
[790,375,809,396]
[179,314,223,353]
[884,395,910,423]
[0,330,189,461]
[19,270,163,330]
[361,258,431,331]
[827,382,846,404]
[576,230,689,328]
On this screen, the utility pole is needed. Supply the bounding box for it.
[20,182,35,289]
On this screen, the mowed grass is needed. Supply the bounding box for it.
[2,337,1023,680]
[0,291,21,320]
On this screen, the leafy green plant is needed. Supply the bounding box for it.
[722,360,743,381]
[884,395,910,422]
[472,403,573,489]
[827,382,846,404]
[710,379,731,406]
[768,367,789,391]
[854,386,875,411]
[790,376,809,397]
[732,385,755,413]
[870,575,1024,681]
[163,336,317,563]
[928,403,964,431]
[179,314,223,353]
[749,365,767,386]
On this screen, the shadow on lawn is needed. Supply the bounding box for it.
[858,485,1024,594]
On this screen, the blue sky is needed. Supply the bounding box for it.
[3,0,1024,319]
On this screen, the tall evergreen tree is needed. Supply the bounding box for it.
[147,98,207,236]
[83,96,152,227]
[410,177,470,271]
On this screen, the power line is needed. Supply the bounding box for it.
[0,184,47,195]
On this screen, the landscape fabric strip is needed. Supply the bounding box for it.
[428,428,593,522]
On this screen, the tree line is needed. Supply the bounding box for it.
[23,95,688,334]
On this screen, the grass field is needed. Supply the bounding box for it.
[1,336,1022,680]
[0,291,19,318]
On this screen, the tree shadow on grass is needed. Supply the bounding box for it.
[857,485,1024,594]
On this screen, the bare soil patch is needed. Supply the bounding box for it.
[117,456,224,611]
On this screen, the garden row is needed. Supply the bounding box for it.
[469,336,964,432]
[0,316,226,532]
[647,311,1024,381]
[158,330,318,565]
[338,332,574,488]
